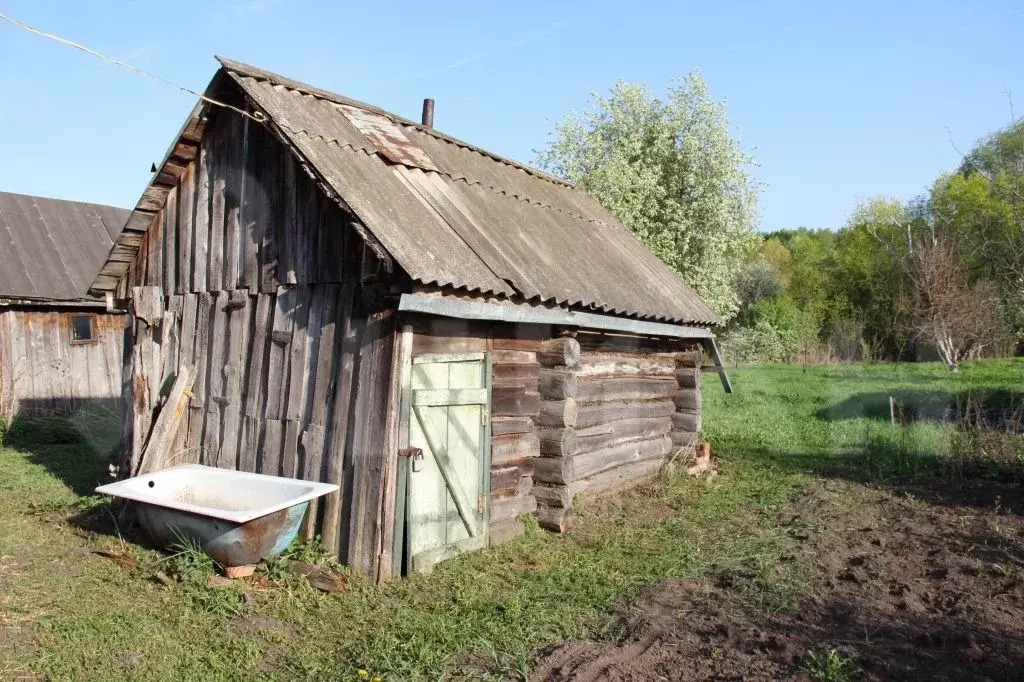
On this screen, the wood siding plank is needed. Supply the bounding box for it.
[220,290,250,470]
[192,146,210,292]
[206,118,229,291]
[162,186,177,294]
[205,291,229,467]
[346,309,397,577]
[187,292,212,462]
[177,163,195,294]
[258,132,279,292]
[321,265,360,556]
[223,113,243,289]
[264,286,296,420]
[240,117,261,290]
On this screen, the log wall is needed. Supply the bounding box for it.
[409,321,706,540]
[116,105,400,580]
[0,308,124,418]
[534,332,702,533]
[671,350,702,451]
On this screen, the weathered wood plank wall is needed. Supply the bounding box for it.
[0,309,124,418]
[116,106,399,579]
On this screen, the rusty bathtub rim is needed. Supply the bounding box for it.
[95,464,339,524]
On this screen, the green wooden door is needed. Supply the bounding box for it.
[404,352,491,573]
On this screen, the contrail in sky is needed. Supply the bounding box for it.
[394,18,572,85]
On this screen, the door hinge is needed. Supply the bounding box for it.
[478,494,486,514]
[480,409,489,427]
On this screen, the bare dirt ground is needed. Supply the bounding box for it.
[533,477,1024,681]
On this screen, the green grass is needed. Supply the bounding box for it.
[0,358,1021,680]
[703,358,1024,480]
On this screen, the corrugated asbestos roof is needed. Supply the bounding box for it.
[218,58,720,325]
[90,57,720,325]
[0,191,128,301]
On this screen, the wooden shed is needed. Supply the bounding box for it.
[91,57,731,579]
[0,191,128,419]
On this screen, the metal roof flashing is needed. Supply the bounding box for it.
[398,293,732,393]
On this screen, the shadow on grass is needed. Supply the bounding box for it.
[817,388,1023,430]
[3,399,121,497]
[725,435,1024,516]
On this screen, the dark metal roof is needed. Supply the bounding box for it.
[0,191,128,301]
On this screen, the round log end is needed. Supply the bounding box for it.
[540,337,581,367]
[563,397,579,428]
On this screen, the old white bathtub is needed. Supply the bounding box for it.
[96,464,338,567]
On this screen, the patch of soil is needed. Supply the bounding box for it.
[533,479,1024,681]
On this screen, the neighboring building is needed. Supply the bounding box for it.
[0,192,128,419]
[91,57,730,579]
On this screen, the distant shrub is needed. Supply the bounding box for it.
[721,295,823,364]
[826,318,865,363]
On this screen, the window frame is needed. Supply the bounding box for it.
[69,314,98,345]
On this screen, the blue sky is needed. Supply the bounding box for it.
[1,0,1021,231]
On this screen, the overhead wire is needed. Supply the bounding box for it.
[0,10,266,124]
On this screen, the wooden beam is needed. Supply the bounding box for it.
[136,365,197,476]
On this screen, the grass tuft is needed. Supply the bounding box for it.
[803,648,858,681]
[164,532,219,585]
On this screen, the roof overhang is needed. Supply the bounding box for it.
[0,296,112,310]
[398,293,732,392]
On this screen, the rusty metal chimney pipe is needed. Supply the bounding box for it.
[421,98,435,128]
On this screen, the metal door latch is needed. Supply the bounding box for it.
[399,447,424,472]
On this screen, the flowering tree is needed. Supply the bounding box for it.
[536,73,760,322]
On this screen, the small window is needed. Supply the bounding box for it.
[70,315,96,344]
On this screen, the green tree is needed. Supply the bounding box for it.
[932,122,1024,345]
[831,198,915,359]
[761,238,792,290]
[931,172,1017,282]
[536,73,760,321]
[784,231,830,314]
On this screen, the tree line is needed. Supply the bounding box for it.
[538,74,1023,369]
